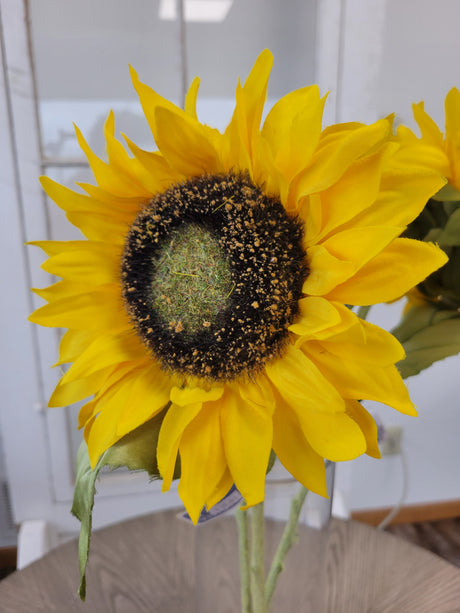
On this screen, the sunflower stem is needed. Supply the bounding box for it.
[357,305,372,320]
[264,485,309,609]
[236,508,252,613]
[250,502,266,613]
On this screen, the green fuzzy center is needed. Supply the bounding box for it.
[151,223,233,335]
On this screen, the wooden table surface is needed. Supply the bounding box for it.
[1,510,460,613]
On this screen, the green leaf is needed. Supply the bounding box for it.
[423,228,444,244]
[392,304,450,344]
[71,406,179,600]
[431,182,460,202]
[393,307,460,378]
[436,207,460,246]
[103,406,172,477]
[71,441,105,601]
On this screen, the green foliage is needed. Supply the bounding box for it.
[71,406,177,600]
[431,182,460,202]
[392,304,460,378]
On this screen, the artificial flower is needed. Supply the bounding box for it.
[389,90,460,377]
[396,86,460,195]
[30,50,447,524]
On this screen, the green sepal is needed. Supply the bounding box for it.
[392,304,460,378]
[432,207,460,246]
[267,449,276,474]
[431,182,460,202]
[71,405,179,601]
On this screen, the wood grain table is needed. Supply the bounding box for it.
[1,510,460,612]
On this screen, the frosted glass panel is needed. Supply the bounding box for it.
[30,0,182,159]
[186,0,317,99]
[376,0,460,126]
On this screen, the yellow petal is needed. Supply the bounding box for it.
[78,182,145,209]
[116,365,172,438]
[28,240,84,257]
[29,284,129,331]
[48,368,112,408]
[78,399,98,430]
[77,361,146,428]
[41,242,121,285]
[130,65,187,144]
[316,121,365,150]
[272,401,327,496]
[54,329,96,366]
[326,239,448,305]
[61,330,146,383]
[304,342,417,416]
[220,388,272,507]
[86,371,140,466]
[154,107,222,176]
[265,344,345,415]
[104,111,159,195]
[39,177,138,242]
[124,136,180,191]
[302,144,397,246]
[321,225,404,274]
[299,410,367,461]
[252,135,288,202]
[31,280,89,302]
[445,88,460,188]
[74,123,145,198]
[288,296,341,339]
[65,210,130,244]
[178,405,227,524]
[413,101,444,148]
[224,49,273,170]
[184,76,200,119]
[321,318,405,366]
[39,176,138,216]
[261,86,326,181]
[445,87,460,147]
[302,245,356,296]
[349,170,445,230]
[235,375,275,415]
[290,118,391,203]
[205,469,234,511]
[157,401,202,491]
[345,399,381,459]
[170,385,224,406]
[313,301,365,344]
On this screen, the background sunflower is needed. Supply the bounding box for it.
[393,89,460,377]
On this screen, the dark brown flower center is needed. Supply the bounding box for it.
[121,172,308,381]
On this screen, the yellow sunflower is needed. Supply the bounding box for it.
[30,50,447,524]
[396,87,460,194]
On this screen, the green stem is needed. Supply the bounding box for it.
[250,502,266,613]
[357,305,371,321]
[264,485,309,609]
[236,508,252,613]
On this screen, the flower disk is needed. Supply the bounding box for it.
[121,172,307,380]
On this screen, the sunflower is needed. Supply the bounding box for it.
[387,89,460,378]
[30,50,447,524]
[396,87,460,195]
